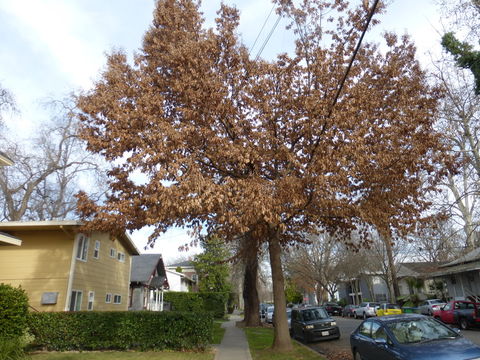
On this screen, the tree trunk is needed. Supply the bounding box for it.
[384,235,400,302]
[268,233,293,351]
[243,252,261,326]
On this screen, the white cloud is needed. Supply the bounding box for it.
[0,0,107,89]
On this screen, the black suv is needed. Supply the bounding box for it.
[291,306,340,343]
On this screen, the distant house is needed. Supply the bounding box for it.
[338,272,390,305]
[396,262,441,297]
[0,220,139,312]
[129,254,169,311]
[0,151,13,166]
[0,152,18,246]
[430,248,480,302]
[165,260,198,292]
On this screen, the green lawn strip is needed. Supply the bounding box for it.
[244,327,326,360]
[29,351,214,360]
[212,320,227,344]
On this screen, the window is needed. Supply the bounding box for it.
[69,290,82,311]
[117,252,125,262]
[76,235,89,261]
[105,293,112,303]
[371,322,387,340]
[87,291,95,311]
[359,321,372,337]
[110,248,116,258]
[93,240,100,259]
[113,295,122,304]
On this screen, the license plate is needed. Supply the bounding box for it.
[322,331,329,336]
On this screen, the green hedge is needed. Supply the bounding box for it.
[27,311,213,351]
[0,283,29,339]
[164,292,227,318]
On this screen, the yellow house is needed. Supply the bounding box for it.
[0,220,139,312]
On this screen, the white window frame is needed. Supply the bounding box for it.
[105,293,112,303]
[87,291,95,311]
[113,294,122,304]
[76,235,89,262]
[93,240,100,259]
[110,248,116,258]
[117,252,125,262]
[69,290,83,311]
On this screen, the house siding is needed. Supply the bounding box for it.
[0,229,73,312]
[71,232,131,311]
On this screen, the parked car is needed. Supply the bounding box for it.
[376,303,402,317]
[266,305,274,323]
[418,299,446,316]
[354,302,380,319]
[324,302,343,316]
[291,306,340,343]
[342,304,359,317]
[259,303,269,320]
[433,300,480,330]
[350,314,480,360]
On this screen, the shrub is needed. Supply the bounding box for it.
[164,292,227,318]
[27,311,213,351]
[0,283,29,339]
[0,337,26,360]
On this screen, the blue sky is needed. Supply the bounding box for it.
[0,0,442,262]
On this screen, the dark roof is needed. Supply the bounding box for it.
[131,254,167,284]
[397,262,441,278]
[167,260,194,267]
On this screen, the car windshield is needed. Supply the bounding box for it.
[302,308,329,321]
[387,318,459,344]
[430,300,443,304]
[387,304,400,309]
[267,307,274,313]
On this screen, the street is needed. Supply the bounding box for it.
[305,316,480,359]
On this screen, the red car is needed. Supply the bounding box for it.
[433,300,480,329]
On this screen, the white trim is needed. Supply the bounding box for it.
[65,234,79,311]
[105,293,112,303]
[0,220,81,228]
[87,291,95,311]
[0,233,22,246]
[93,240,100,259]
[69,289,83,311]
[110,248,116,258]
[117,252,125,262]
[75,234,89,262]
[113,294,122,304]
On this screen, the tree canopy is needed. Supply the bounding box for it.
[76,0,447,350]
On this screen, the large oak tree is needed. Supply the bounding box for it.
[76,0,446,350]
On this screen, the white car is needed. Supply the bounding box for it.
[418,299,446,315]
[266,306,274,323]
[353,302,380,319]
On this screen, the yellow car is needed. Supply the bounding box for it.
[376,303,402,316]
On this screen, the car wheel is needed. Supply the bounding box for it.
[459,317,468,330]
[363,312,367,320]
[354,350,363,360]
[428,309,432,316]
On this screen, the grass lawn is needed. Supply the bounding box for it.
[244,328,326,360]
[212,319,227,344]
[28,351,214,360]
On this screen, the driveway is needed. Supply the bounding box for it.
[305,316,480,359]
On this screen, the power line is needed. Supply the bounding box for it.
[327,0,381,118]
[255,14,282,61]
[249,4,276,57]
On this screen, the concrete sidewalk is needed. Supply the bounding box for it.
[215,313,252,360]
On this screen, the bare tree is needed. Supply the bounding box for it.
[0,100,106,221]
[285,233,345,303]
[0,83,16,126]
[433,59,480,248]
